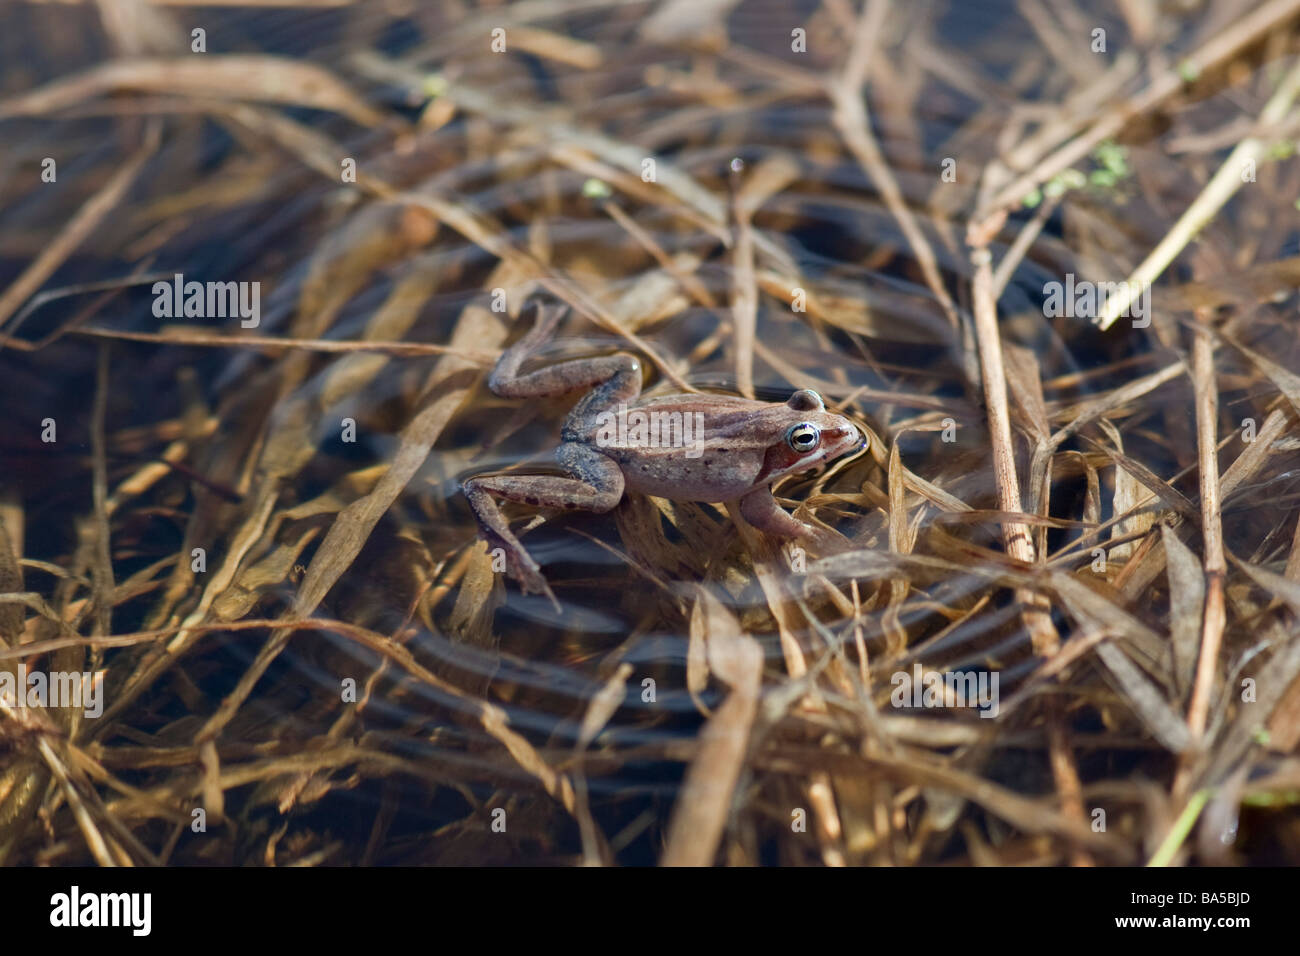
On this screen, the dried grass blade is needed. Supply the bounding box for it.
[1094,643,1193,753]
[0,55,386,126]
[663,590,762,866]
[0,123,160,331]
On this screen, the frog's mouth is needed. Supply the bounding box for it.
[825,421,866,461]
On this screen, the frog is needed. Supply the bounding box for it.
[462,303,865,608]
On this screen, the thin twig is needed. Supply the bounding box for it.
[1184,317,1226,743]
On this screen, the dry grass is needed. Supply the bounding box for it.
[1,0,1299,866]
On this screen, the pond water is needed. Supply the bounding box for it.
[1,0,1298,866]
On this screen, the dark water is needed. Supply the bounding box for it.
[1,0,1298,867]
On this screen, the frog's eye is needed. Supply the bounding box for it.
[787,422,821,453]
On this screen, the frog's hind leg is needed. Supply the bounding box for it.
[488,304,642,404]
[462,444,625,609]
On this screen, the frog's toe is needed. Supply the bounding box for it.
[515,562,560,610]
[815,529,855,556]
[795,521,852,555]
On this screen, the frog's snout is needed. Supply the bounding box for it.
[829,418,863,456]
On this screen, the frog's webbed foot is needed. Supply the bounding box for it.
[462,445,625,609]
[461,495,558,609]
[487,302,565,395]
[737,486,850,555]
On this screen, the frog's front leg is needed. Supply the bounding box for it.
[463,443,625,609]
[737,486,847,554]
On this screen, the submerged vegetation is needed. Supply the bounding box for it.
[1,0,1300,866]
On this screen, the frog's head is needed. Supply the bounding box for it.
[757,389,864,484]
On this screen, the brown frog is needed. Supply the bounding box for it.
[463,304,864,607]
